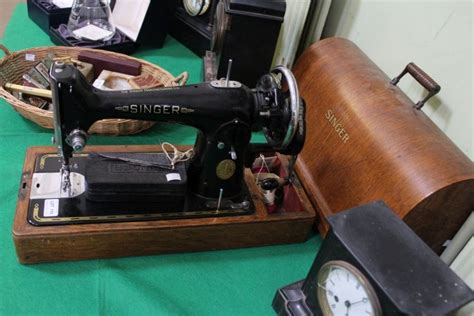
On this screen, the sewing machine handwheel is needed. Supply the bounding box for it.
[259,66,301,150]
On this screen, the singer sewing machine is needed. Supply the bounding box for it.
[13,62,316,264]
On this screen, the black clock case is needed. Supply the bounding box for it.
[273,201,474,316]
[169,0,219,57]
[213,0,285,87]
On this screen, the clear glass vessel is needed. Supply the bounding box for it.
[67,0,116,42]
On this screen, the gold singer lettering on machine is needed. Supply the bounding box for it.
[325,109,350,144]
[115,104,195,115]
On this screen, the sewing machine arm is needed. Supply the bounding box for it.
[50,62,304,200]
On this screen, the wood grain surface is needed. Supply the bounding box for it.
[292,38,474,253]
[13,145,316,264]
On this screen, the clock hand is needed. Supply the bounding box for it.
[350,298,369,306]
[344,300,351,315]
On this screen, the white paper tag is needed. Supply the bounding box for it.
[73,24,113,41]
[166,173,181,182]
[93,79,106,89]
[25,53,35,61]
[52,0,73,8]
[44,199,59,217]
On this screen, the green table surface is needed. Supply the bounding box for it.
[0,4,321,315]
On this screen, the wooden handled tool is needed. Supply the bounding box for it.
[4,83,52,99]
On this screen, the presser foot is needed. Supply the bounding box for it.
[60,165,72,196]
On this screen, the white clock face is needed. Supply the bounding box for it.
[317,261,381,316]
[183,0,211,16]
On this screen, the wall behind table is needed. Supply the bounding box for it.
[321,0,473,160]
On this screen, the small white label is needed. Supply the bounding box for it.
[166,173,181,182]
[25,53,35,61]
[92,79,105,89]
[44,199,59,217]
[73,24,113,41]
[52,0,73,8]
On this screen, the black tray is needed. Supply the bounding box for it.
[49,24,138,54]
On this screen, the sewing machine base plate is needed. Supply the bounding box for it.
[26,153,254,226]
[13,145,316,264]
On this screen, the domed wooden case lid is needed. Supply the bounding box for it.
[293,38,474,253]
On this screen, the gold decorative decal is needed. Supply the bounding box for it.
[216,159,236,180]
[325,109,350,143]
[31,205,244,223]
[38,154,53,170]
[38,153,88,170]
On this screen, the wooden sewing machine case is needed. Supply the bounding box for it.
[293,38,474,253]
[13,145,315,264]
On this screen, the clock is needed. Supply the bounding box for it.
[316,261,381,316]
[183,0,211,16]
[273,201,474,316]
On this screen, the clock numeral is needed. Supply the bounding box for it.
[356,283,361,290]
[331,304,336,309]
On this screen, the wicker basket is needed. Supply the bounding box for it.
[0,45,188,135]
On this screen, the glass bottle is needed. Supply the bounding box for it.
[67,0,116,42]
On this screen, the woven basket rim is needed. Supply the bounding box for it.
[0,45,178,78]
[0,45,188,132]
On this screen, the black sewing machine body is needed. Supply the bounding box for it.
[27,62,305,225]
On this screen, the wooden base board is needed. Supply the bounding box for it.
[13,145,316,264]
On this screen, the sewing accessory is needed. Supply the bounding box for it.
[258,177,279,213]
[92,70,136,91]
[253,155,283,213]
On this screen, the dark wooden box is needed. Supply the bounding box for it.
[27,0,71,34]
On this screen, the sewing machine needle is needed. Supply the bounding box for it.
[225,59,232,87]
[216,188,223,211]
